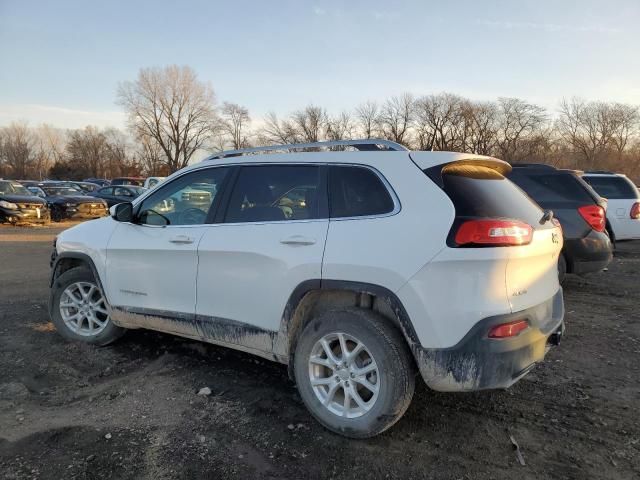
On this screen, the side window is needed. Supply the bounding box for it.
[329,166,395,218]
[99,187,113,196]
[115,187,133,197]
[225,165,321,223]
[137,167,228,226]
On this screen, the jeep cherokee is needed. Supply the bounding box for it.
[49,139,565,438]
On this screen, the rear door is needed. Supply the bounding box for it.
[195,164,328,344]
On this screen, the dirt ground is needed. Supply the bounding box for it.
[0,222,639,480]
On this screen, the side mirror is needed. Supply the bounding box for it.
[112,202,134,222]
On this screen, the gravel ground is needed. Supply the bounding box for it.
[0,222,639,479]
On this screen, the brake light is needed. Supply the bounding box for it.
[631,202,640,219]
[455,220,533,247]
[488,320,529,339]
[577,205,606,232]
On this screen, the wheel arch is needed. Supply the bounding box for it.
[50,252,107,306]
[278,280,420,379]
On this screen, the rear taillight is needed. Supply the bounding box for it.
[488,320,529,339]
[455,219,533,247]
[577,205,606,232]
[630,202,640,219]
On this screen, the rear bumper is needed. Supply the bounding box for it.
[564,230,612,275]
[415,289,565,392]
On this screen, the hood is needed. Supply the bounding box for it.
[0,194,47,204]
[49,195,107,204]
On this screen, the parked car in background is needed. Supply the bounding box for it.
[84,178,111,187]
[582,172,640,242]
[143,176,166,189]
[49,139,565,438]
[507,164,613,281]
[72,181,100,193]
[111,177,145,187]
[26,185,47,198]
[40,185,108,222]
[90,185,147,207]
[0,180,50,224]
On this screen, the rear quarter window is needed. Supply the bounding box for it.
[329,166,395,218]
[582,176,639,200]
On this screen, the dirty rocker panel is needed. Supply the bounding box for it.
[110,306,284,363]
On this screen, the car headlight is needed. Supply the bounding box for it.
[0,200,18,209]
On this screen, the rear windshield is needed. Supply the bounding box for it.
[435,166,544,227]
[582,176,639,200]
[508,171,595,204]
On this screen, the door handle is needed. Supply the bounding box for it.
[169,234,194,244]
[280,235,316,246]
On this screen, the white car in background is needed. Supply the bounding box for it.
[582,172,640,241]
[143,176,166,189]
[48,139,565,438]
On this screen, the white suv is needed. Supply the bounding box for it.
[582,172,640,241]
[49,139,565,438]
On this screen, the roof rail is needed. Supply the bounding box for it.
[205,139,408,160]
[584,170,615,175]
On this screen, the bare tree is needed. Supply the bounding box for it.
[354,101,379,139]
[377,94,414,146]
[495,97,548,162]
[326,111,355,142]
[220,102,251,149]
[460,101,498,155]
[137,133,166,176]
[291,105,327,143]
[117,65,218,173]
[0,122,35,179]
[258,112,300,145]
[414,93,464,151]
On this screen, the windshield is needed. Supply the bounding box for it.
[42,186,83,196]
[0,181,31,196]
[131,186,147,195]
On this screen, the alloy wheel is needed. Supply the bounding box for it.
[308,332,380,418]
[59,281,110,336]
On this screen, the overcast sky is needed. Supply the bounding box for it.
[1,0,639,129]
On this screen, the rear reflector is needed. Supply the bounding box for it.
[631,202,640,220]
[488,320,529,339]
[455,219,533,247]
[577,205,606,232]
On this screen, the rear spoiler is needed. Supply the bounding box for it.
[410,152,512,188]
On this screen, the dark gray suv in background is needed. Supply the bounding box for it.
[507,164,613,281]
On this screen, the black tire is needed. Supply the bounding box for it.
[606,226,616,252]
[51,207,62,222]
[50,267,125,346]
[558,253,567,284]
[294,308,415,438]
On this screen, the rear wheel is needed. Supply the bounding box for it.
[294,308,415,438]
[51,267,125,345]
[558,253,567,284]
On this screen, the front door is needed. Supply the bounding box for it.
[105,166,230,320]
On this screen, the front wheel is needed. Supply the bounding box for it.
[294,308,415,438]
[50,267,125,346]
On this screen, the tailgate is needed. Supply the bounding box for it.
[506,225,563,312]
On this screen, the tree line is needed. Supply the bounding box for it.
[1,65,639,181]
